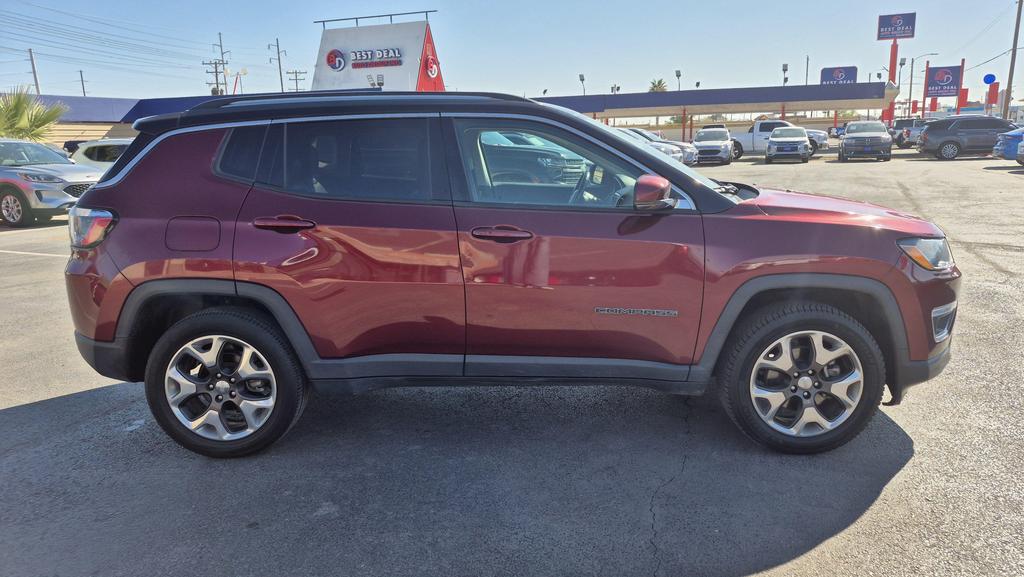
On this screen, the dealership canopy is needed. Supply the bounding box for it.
[536,82,898,119]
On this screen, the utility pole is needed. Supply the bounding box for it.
[78,70,86,97]
[1005,0,1023,119]
[214,33,230,93]
[28,48,40,95]
[805,55,809,85]
[286,69,307,92]
[203,59,224,95]
[269,38,287,93]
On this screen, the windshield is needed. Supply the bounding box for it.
[846,122,887,134]
[771,128,806,138]
[695,130,729,142]
[0,141,72,166]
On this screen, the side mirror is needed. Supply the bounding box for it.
[633,175,676,211]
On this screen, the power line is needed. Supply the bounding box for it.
[204,60,226,95]
[286,69,307,92]
[269,38,287,93]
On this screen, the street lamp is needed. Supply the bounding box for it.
[675,69,681,90]
[782,63,788,85]
[695,81,700,88]
[907,52,938,118]
[579,73,586,95]
[376,74,384,89]
[897,57,907,117]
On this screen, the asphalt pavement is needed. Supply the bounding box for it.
[0,149,1021,577]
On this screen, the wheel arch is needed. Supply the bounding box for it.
[690,274,909,396]
[115,280,319,381]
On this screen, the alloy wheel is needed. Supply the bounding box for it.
[748,330,863,437]
[164,335,277,441]
[940,143,959,159]
[1,194,23,224]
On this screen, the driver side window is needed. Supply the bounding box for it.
[452,118,645,210]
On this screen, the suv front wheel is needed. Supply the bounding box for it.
[144,308,309,458]
[717,302,885,453]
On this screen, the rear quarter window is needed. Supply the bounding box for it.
[96,134,153,184]
[216,125,268,182]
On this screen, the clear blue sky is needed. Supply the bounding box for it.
[0,0,1019,104]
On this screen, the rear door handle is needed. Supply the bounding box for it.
[471,226,534,243]
[253,215,317,233]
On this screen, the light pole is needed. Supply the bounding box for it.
[907,52,938,118]
[579,73,586,95]
[782,63,788,86]
[675,69,681,90]
[897,57,907,117]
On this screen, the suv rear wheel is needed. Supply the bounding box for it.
[937,141,961,160]
[717,302,885,453]
[144,308,309,458]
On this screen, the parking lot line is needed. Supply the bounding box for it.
[0,249,67,259]
[0,225,66,236]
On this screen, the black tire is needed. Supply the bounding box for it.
[731,141,744,159]
[144,307,310,458]
[1017,159,1024,166]
[801,157,809,163]
[838,152,847,162]
[937,141,960,160]
[716,302,885,454]
[809,140,818,156]
[0,189,33,227]
[765,157,773,164]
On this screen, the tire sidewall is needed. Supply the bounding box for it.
[724,310,885,453]
[144,310,306,458]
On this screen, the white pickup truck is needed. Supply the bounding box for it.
[731,120,828,159]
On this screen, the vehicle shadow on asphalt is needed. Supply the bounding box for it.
[0,382,913,577]
[982,165,1024,171]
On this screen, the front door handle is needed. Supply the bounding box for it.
[471,226,534,243]
[253,215,317,233]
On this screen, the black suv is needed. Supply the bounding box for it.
[918,115,1018,159]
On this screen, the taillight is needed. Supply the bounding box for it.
[68,206,117,248]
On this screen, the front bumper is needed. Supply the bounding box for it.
[696,148,731,163]
[888,336,952,405]
[766,150,809,160]
[24,181,93,211]
[842,145,892,158]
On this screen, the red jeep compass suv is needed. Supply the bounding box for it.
[66,92,960,457]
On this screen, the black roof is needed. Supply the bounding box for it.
[133,91,540,134]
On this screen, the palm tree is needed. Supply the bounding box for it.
[0,88,67,141]
[648,79,668,92]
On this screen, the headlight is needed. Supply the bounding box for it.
[897,238,955,270]
[800,143,809,150]
[720,143,731,151]
[18,172,64,183]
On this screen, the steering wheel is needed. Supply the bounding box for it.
[606,185,631,208]
[566,167,591,206]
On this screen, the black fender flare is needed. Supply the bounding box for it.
[688,274,911,387]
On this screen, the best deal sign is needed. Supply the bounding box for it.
[312,20,445,92]
[925,66,963,97]
[877,12,916,40]
[820,66,858,85]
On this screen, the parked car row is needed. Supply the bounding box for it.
[0,137,133,226]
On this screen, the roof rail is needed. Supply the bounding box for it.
[187,91,529,112]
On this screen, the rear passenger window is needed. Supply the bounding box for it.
[84,144,128,162]
[217,125,267,181]
[265,118,434,202]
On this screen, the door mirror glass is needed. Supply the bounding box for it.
[633,175,676,211]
